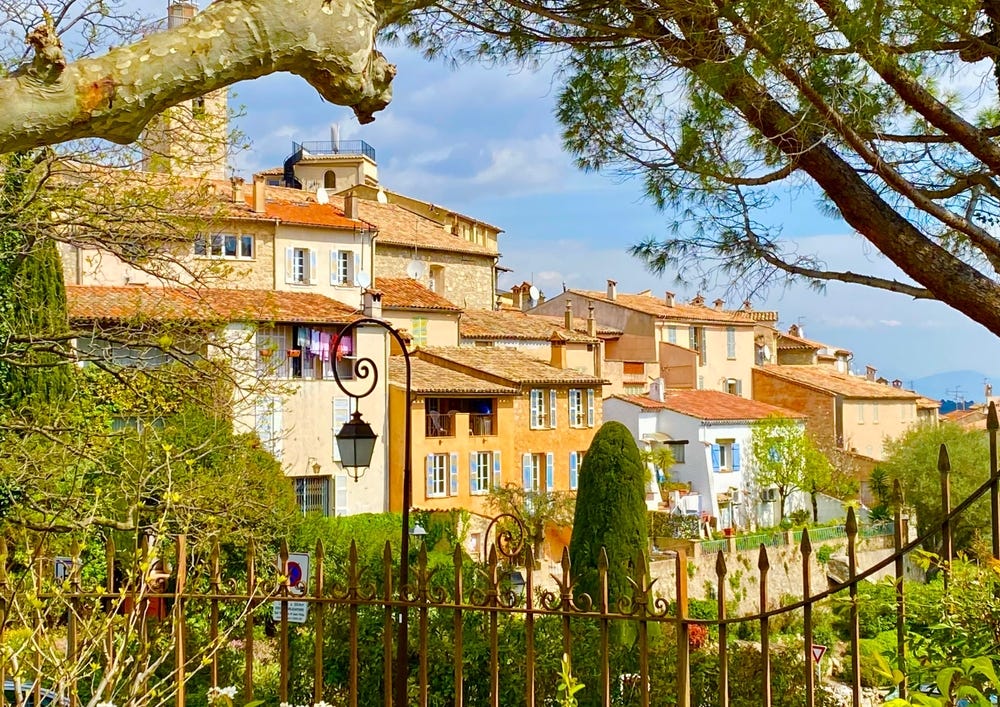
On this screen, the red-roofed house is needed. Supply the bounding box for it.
[604,389,831,530]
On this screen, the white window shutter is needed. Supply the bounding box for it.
[309,249,318,284]
[587,389,595,427]
[330,250,338,285]
[469,452,479,494]
[353,252,361,285]
[332,397,350,461]
[522,453,532,490]
[569,452,578,490]
[450,452,459,496]
[493,451,502,489]
[549,389,557,428]
[284,247,294,284]
[426,455,435,498]
[334,475,348,516]
[546,452,554,491]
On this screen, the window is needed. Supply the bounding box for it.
[710,440,740,472]
[294,477,329,515]
[568,389,585,427]
[470,451,500,494]
[569,451,585,490]
[857,404,865,424]
[667,442,686,464]
[429,264,445,293]
[330,250,356,286]
[426,454,448,498]
[195,233,253,259]
[726,327,736,359]
[623,361,644,376]
[873,404,879,424]
[411,317,428,347]
[285,247,316,285]
[522,452,552,492]
[529,389,556,429]
[254,397,283,460]
[667,326,677,344]
[324,170,337,189]
[725,378,743,396]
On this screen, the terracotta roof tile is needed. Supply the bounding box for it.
[775,330,850,355]
[459,309,599,343]
[611,390,804,421]
[235,189,371,230]
[418,347,606,387]
[374,278,461,311]
[754,365,923,399]
[388,357,518,395]
[67,285,359,325]
[569,289,759,324]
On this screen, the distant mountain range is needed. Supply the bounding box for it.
[905,369,996,408]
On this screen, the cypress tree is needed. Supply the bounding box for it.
[569,420,648,608]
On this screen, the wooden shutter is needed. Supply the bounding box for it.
[334,475,348,516]
[546,452,554,491]
[732,444,741,471]
[284,247,294,284]
[450,452,459,496]
[549,389,557,428]
[569,452,578,490]
[587,389,595,427]
[353,252,361,285]
[493,451,502,489]
[522,453,532,490]
[469,452,479,494]
[710,444,721,472]
[309,249,318,284]
[426,455,435,498]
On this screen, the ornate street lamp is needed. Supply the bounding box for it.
[332,317,412,707]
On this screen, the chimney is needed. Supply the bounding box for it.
[564,300,573,331]
[713,298,724,310]
[167,0,197,29]
[363,289,383,319]
[691,293,705,306]
[665,291,675,307]
[865,365,877,381]
[788,324,800,338]
[892,379,903,389]
[231,176,245,204]
[252,178,266,214]
[742,300,752,311]
[607,279,617,301]
[649,378,664,403]
[587,302,597,337]
[344,193,359,220]
[550,336,567,369]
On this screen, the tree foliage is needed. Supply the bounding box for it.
[569,421,647,607]
[880,422,990,550]
[404,0,1000,335]
[486,482,575,562]
[748,415,834,521]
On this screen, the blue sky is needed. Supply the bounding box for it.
[228,46,1000,386]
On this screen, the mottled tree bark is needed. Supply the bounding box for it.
[0,0,424,153]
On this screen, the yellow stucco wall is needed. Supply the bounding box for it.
[840,399,918,461]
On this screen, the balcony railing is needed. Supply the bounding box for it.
[292,140,376,161]
[426,412,454,437]
[469,413,496,436]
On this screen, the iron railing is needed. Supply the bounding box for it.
[9,406,1000,707]
[292,140,376,161]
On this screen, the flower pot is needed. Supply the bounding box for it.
[259,348,273,358]
[286,349,301,358]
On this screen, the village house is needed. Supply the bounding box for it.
[387,347,606,556]
[604,389,814,530]
[531,283,773,398]
[373,277,462,348]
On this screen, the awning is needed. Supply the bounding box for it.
[641,432,672,442]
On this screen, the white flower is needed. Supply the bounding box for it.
[95,702,117,707]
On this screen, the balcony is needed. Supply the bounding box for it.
[470,413,496,437]
[425,401,499,439]
[292,140,376,161]
[426,411,455,438]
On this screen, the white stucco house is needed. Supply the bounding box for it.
[604,387,812,531]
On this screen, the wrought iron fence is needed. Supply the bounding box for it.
[9,408,1000,707]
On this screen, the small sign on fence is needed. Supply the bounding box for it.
[272,552,310,624]
[811,644,827,664]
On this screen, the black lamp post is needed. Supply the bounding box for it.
[332,318,412,707]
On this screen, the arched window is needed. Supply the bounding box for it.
[324,171,337,189]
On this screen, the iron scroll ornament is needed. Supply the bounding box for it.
[330,317,408,401]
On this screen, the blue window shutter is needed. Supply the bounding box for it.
[469,452,478,493]
[426,455,435,498]
[711,445,721,472]
[284,247,294,284]
[522,453,532,490]
[732,444,741,471]
[329,250,338,285]
[309,249,318,284]
[546,452,554,491]
[353,252,362,285]
[569,452,578,490]
[549,390,557,428]
[587,389,595,427]
[493,451,502,488]
[450,453,459,495]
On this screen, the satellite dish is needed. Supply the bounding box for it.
[315,186,329,204]
[356,270,372,288]
[762,345,771,361]
[528,285,540,302]
[406,260,426,279]
[376,188,388,204]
